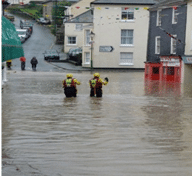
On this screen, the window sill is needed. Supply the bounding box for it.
[120,45,134,47]
[67,44,77,46]
[120,20,135,23]
[119,63,134,66]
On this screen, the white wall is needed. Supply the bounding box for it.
[185,1,192,56]
[92,4,151,68]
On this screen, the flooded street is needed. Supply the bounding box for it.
[2,70,192,176]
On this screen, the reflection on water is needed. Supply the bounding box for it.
[2,71,192,175]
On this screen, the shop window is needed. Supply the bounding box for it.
[163,67,166,75]
[153,67,159,74]
[146,66,149,75]
[177,68,180,75]
[167,67,174,75]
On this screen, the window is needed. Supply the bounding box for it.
[68,37,76,45]
[171,35,177,54]
[172,8,177,24]
[155,36,160,54]
[85,30,90,45]
[75,24,82,31]
[121,30,133,45]
[167,67,174,75]
[84,52,90,64]
[153,67,159,74]
[156,10,162,26]
[120,52,133,65]
[121,8,134,20]
[163,67,166,75]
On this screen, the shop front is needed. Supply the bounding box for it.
[145,56,182,83]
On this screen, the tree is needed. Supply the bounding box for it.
[52,1,71,26]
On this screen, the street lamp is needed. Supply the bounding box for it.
[89,31,95,71]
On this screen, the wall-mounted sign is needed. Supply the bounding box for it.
[99,46,114,52]
[182,56,192,64]
[160,56,180,67]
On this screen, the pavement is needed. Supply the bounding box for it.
[48,59,92,72]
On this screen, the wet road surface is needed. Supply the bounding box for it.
[2,70,192,176]
[6,12,66,72]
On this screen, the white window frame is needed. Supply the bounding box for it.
[119,52,134,65]
[75,24,82,31]
[171,35,177,54]
[155,36,161,54]
[67,36,77,45]
[84,52,90,64]
[121,8,134,21]
[121,29,134,46]
[172,8,177,24]
[156,10,162,26]
[85,30,91,46]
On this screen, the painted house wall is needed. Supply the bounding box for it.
[185,1,192,55]
[92,4,151,68]
[64,23,93,53]
[43,1,53,21]
[147,5,187,62]
[69,0,93,18]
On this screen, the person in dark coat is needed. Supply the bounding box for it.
[30,57,38,71]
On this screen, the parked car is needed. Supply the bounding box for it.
[4,15,14,22]
[20,20,33,32]
[36,17,51,25]
[67,47,82,65]
[19,36,25,44]
[43,50,60,61]
[16,29,29,41]
[68,47,82,59]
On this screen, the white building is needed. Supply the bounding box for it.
[91,0,155,69]
[183,0,192,84]
[64,0,155,69]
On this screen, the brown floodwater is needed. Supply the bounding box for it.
[2,70,192,176]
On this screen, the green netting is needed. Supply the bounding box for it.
[2,16,24,62]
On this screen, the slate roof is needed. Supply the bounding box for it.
[149,0,186,10]
[91,0,156,5]
[65,9,93,23]
[42,0,78,4]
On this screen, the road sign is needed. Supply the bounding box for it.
[99,46,114,52]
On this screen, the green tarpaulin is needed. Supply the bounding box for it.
[2,16,24,62]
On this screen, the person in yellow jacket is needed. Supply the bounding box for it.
[6,60,12,69]
[89,73,108,97]
[62,73,80,97]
